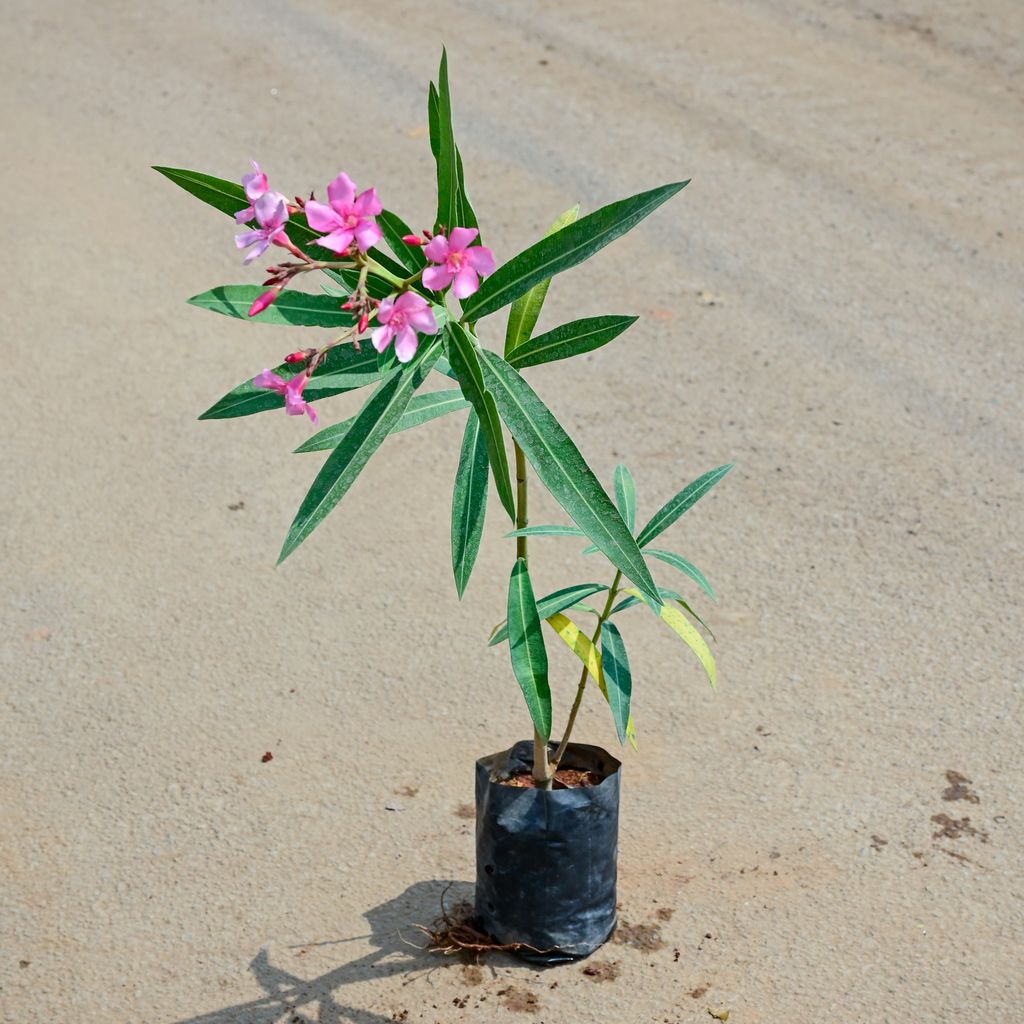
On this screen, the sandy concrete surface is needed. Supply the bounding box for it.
[3,1,1022,1021]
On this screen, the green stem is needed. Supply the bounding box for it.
[551,569,623,768]
[363,255,422,290]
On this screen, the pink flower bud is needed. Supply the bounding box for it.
[401,234,424,246]
[341,301,356,311]
[284,350,309,365]
[358,313,370,334]
[248,287,282,317]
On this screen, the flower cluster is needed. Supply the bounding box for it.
[237,162,495,422]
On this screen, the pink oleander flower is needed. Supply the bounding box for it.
[235,160,271,223]
[235,192,291,265]
[252,368,319,424]
[371,292,438,363]
[306,173,382,254]
[422,228,496,299]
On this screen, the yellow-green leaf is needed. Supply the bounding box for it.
[546,612,638,749]
[623,588,717,689]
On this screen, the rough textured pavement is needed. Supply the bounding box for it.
[2,1,1022,1021]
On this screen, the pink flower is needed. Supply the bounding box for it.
[235,192,290,265]
[305,173,382,254]
[235,160,271,223]
[371,292,438,364]
[422,228,496,299]
[252,368,319,424]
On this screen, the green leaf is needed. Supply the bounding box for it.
[199,345,381,420]
[153,166,247,218]
[635,463,735,548]
[444,323,516,520]
[433,355,460,382]
[433,49,459,233]
[377,209,427,274]
[507,558,552,742]
[187,285,354,328]
[508,315,638,370]
[623,587,717,690]
[476,349,661,607]
[644,548,716,602]
[427,82,441,161]
[454,145,479,233]
[504,525,586,539]
[488,583,609,646]
[451,411,489,598]
[503,204,580,356]
[294,390,469,453]
[600,622,633,746]
[278,339,442,562]
[462,180,689,322]
[614,463,637,534]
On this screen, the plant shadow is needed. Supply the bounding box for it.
[176,879,481,1024]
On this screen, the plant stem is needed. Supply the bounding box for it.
[514,440,551,788]
[551,569,623,769]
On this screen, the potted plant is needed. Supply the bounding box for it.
[157,51,732,961]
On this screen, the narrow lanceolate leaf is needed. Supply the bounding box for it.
[427,82,441,161]
[433,49,460,233]
[444,323,516,520]
[623,587,717,690]
[545,613,638,749]
[454,145,479,233]
[635,464,735,548]
[451,412,489,598]
[476,349,661,607]
[504,525,586,539]
[488,583,609,646]
[507,559,552,742]
[609,586,715,640]
[153,166,247,218]
[294,390,469,453]
[188,285,355,328]
[644,548,717,601]
[614,463,638,534]
[600,622,633,746]
[199,346,381,420]
[278,339,442,563]
[508,315,638,370]
[377,209,427,274]
[463,181,689,322]
[606,589,712,634]
[504,204,580,356]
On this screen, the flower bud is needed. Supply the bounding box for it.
[341,301,356,311]
[358,313,370,334]
[247,286,282,317]
[401,234,424,246]
[284,350,310,365]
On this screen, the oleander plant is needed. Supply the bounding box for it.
[157,51,732,788]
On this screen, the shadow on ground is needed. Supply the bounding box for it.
[178,880,481,1024]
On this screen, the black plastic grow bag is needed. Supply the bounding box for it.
[474,740,621,962]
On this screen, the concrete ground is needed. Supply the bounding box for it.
[2,1,1022,1021]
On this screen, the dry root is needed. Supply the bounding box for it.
[415,883,553,957]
